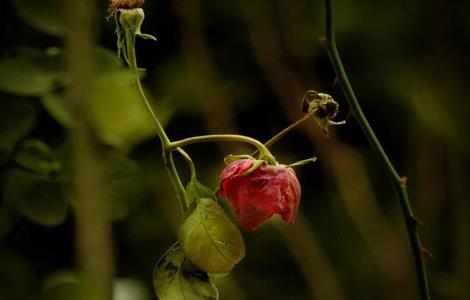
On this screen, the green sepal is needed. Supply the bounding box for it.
[289,157,318,168]
[114,14,127,63]
[240,159,265,176]
[223,154,266,176]
[257,150,277,166]
[223,154,254,164]
[114,8,156,65]
[136,33,157,41]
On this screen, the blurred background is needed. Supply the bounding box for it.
[0,0,469,299]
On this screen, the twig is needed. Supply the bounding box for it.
[321,1,431,299]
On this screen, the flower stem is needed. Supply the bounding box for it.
[165,151,188,212]
[125,31,171,147]
[169,134,277,164]
[124,29,187,212]
[321,1,430,299]
[176,147,197,181]
[252,111,315,157]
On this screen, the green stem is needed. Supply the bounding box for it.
[176,147,197,181]
[166,151,188,212]
[252,111,315,156]
[124,30,187,212]
[322,1,430,299]
[169,134,276,164]
[265,112,314,148]
[125,31,170,147]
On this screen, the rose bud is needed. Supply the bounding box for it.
[219,159,301,230]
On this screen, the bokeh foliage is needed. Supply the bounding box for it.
[0,0,469,299]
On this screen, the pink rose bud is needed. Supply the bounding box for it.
[219,159,301,230]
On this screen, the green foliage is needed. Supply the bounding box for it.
[153,244,219,300]
[88,70,157,150]
[0,48,63,96]
[3,170,68,226]
[0,97,37,163]
[108,193,129,221]
[14,139,61,177]
[107,150,139,180]
[1,0,468,299]
[185,179,217,206]
[40,271,81,300]
[40,93,76,128]
[178,198,245,274]
[11,0,65,36]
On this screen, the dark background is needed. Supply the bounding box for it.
[0,0,469,299]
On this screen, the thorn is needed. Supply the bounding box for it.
[399,176,408,185]
[410,216,424,230]
[328,120,346,126]
[421,247,434,259]
[333,76,341,88]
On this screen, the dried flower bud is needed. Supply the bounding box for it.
[118,8,146,31]
[301,90,345,137]
[219,159,301,231]
[108,0,144,17]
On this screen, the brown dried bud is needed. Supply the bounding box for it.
[301,90,345,137]
[108,0,144,16]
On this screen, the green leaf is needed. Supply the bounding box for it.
[108,150,139,179]
[178,198,245,274]
[40,271,81,300]
[208,272,230,281]
[0,97,37,162]
[108,193,129,221]
[89,70,157,151]
[114,278,151,300]
[40,93,75,128]
[0,48,63,96]
[185,180,216,206]
[38,47,126,128]
[153,244,219,300]
[11,0,65,36]
[94,47,125,72]
[14,139,62,177]
[3,170,68,226]
[52,143,139,181]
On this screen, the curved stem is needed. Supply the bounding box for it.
[124,30,186,211]
[252,111,315,156]
[265,112,314,148]
[165,151,188,212]
[322,1,430,299]
[168,134,276,164]
[176,147,197,181]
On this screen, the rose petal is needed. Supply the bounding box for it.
[219,160,301,230]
